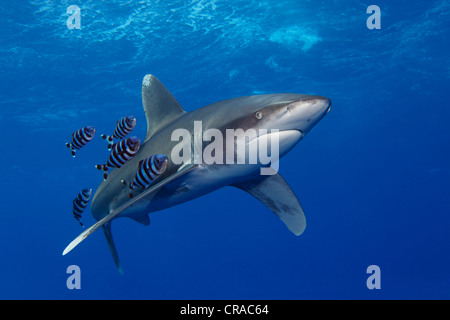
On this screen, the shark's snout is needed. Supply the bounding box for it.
[284,96,330,134]
[325,99,332,114]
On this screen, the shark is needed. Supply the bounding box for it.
[62,74,331,272]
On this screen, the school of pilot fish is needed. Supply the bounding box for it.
[66,116,168,227]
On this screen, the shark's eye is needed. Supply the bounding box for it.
[255,111,263,120]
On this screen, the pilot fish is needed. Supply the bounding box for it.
[66,126,96,157]
[72,188,92,227]
[101,116,136,150]
[126,154,169,198]
[95,136,141,181]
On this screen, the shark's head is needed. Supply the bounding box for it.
[253,94,330,157]
[256,95,331,134]
[221,94,330,163]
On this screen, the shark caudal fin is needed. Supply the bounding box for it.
[232,172,306,236]
[142,74,186,142]
[102,223,123,274]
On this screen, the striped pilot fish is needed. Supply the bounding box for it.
[127,154,169,198]
[66,126,96,157]
[95,136,141,181]
[73,188,92,227]
[101,116,136,150]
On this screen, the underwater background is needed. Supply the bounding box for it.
[0,0,449,299]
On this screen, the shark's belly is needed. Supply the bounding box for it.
[119,164,248,221]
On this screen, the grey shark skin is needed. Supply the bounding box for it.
[64,74,331,272]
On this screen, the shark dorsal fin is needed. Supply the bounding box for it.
[142,74,186,141]
[232,172,306,236]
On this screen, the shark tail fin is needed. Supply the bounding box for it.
[102,223,123,274]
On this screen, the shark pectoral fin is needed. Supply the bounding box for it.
[102,223,123,274]
[232,173,306,236]
[142,74,186,141]
[62,164,199,257]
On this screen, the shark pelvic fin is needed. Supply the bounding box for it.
[142,74,186,141]
[232,173,306,236]
[62,164,199,257]
[102,223,123,274]
[128,214,150,226]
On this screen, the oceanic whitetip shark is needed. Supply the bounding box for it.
[63,74,331,273]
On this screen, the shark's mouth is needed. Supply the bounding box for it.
[250,129,304,143]
[247,129,304,158]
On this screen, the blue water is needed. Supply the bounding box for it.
[0,0,449,299]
